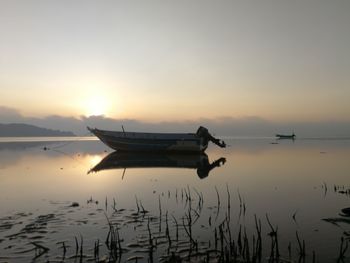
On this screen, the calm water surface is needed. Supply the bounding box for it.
[0,138,349,262]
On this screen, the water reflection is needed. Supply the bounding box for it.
[1,138,350,262]
[89,151,226,179]
[0,141,56,150]
[323,207,350,225]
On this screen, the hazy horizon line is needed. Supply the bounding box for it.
[1,106,350,137]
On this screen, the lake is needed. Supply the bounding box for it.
[0,137,349,262]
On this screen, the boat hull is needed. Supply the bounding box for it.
[276,134,295,139]
[88,128,208,152]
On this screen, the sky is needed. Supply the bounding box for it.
[0,0,349,134]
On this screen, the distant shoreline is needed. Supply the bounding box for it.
[0,123,75,137]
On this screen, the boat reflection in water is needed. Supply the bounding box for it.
[89,152,226,179]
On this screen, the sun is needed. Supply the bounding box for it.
[84,95,110,117]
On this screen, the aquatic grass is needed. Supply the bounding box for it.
[338,237,349,262]
[4,185,349,262]
[266,213,280,260]
[334,184,350,197]
[105,213,123,261]
[58,241,67,259]
[94,239,100,261]
[296,230,306,260]
[31,242,49,259]
[215,186,221,221]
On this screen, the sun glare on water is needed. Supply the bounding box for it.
[89,154,104,167]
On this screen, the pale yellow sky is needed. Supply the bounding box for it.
[0,0,349,123]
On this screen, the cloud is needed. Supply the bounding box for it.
[1,106,350,137]
[0,106,23,122]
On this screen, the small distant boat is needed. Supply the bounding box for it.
[87,126,226,152]
[88,151,226,179]
[275,133,296,139]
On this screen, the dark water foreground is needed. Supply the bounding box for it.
[0,138,349,262]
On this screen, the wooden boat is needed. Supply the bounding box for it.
[88,151,226,179]
[87,126,226,152]
[276,133,296,139]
